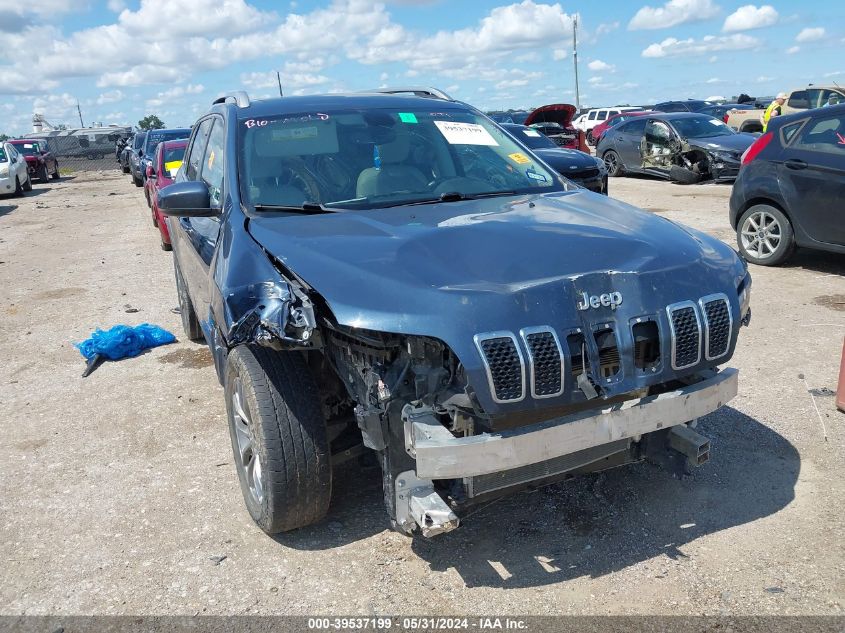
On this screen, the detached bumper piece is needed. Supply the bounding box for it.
[405,368,737,480]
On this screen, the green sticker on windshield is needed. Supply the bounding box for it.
[398,112,418,124]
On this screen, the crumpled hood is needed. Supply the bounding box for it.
[524,104,577,128]
[247,191,742,337]
[689,133,756,153]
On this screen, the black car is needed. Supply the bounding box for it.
[134,127,191,188]
[597,113,756,183]
[698,103,755,121]
[156,88,750,537]
[501,123,607,194]
[121,132,145,175]
[729,103,845,266]
[653,100,714,113]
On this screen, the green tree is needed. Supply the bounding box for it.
[0,133,9,142]
[138,115,165,130]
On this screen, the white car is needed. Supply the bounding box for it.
[576,107,642,143]
[0,141,31,197]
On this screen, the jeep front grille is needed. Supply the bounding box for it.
[700,294,732,360]
[474,333,525,403]
[667,302,702,370]
[520,327,564,398]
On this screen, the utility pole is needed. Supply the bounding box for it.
[573,15,581,112]
[276,71,284,97]
[76,101,84,128]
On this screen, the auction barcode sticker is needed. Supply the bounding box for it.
[434,121,499,146]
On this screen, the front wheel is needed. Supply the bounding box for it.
[586,130,595,145]
[133,174,143,187]
[51,163,60,179]
[13,177,23,197]
[225,345,332,534]
[603,150,623,177]
[37,164,48,182]
[23,174,32,191]
[737,204,795,266]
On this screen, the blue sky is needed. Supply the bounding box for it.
[1,0,843,135]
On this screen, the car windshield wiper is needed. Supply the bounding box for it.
[382,190,518,208]
[253,202,338,214]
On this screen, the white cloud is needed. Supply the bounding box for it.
[705,77,723,83]
[107,0,126,11]
[823,70,843,77]
[588,59,615,72]
[755,75,773,82]
[722,5,778,31]
[596,21,620,36]
[96,90,124,105]
[642,33,759,57]
[786,45,800,54]
[629,0,720,30]
[795,27,825,42]
[552,49,568,60]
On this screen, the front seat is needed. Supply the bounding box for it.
[356,133,428,198]
[249,158,308,207]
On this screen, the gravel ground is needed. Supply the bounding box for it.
[0,171,842,616]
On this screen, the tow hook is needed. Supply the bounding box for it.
[395,470,459,537]
[669,424,711,467]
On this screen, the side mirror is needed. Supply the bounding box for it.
[146,165,155,178]
[157,181,217,217]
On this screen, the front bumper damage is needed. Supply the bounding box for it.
[395,368,737,535]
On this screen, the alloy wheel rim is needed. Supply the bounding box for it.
[604,153,617,172]
[740,210,782,259]
[231,377,264,506]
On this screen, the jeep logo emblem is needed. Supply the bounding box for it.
[577,291,623,311]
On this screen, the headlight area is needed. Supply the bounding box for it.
[738,273,752,326]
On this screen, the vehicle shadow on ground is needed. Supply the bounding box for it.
[0,203,18,218]
[278,406,798,590]
[781,249,845,276]
[24,187,52,197]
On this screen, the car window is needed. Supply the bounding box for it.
[503,125,557,150]
[162,145,186,177]
[587,111,597,120]
[239,107,566,211]
[200,119,226,208]
[596,110,608,121]
[185,119,213,181]
[780,120,806,145]
[617,118,647,135]
[670,116,735,138]
[645,121,672,144]
[788,90,810,109]
[793,113,845,156]
[0,146,7,163]
[820,89,844,107]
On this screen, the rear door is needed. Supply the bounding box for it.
[779,110,845,245]
[612,118,647,169]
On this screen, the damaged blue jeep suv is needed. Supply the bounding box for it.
[159,88,752,537]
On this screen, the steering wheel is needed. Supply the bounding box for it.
[277,159,322,202]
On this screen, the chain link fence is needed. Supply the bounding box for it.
[24,126,133,174]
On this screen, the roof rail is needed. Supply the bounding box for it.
[212,91,251,108]
[361,86,454,101]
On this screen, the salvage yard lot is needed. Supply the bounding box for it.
[0,172,843,615]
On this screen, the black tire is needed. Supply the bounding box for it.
[736,204,795,266]
[133,174,143,187]
[603,150,623,177]
[152,211,158,227]
[173,258,204,341]
[145,187,151,208]
[122,165,130,174]
[669,165,702,185]
[161,240,172,251]
[225,345,332,534]
[13,177,23,197]
[23,174,32,191]
[51,163,60,180]
[37,164,48,182]
[586,130,595,145]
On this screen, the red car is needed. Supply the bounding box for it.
[523,104,589,152]
[590,111,651,146]
[8,139,59,182]
[146,139,187,251]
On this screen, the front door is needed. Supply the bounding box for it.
[779,111,845,246]
[640,120,677,176]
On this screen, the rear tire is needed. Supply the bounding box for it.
[133,174,143,187]
[669,165,702,185]
[173,258,204,341]
[603,150,623,177]
[586,130,595,145]
[225,345,332,534]
[122,165,130,174]
[736,204,795,266]
[161,240,172,252]
[23,174,32,191]
[13,177,23,197]
[37,164,48,182]
[51,163,60,179]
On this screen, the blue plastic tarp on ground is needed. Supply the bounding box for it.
[75,323,176,361]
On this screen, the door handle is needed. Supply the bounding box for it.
[784,158,808,170]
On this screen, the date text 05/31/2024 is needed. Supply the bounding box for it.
[307,617,529,630]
